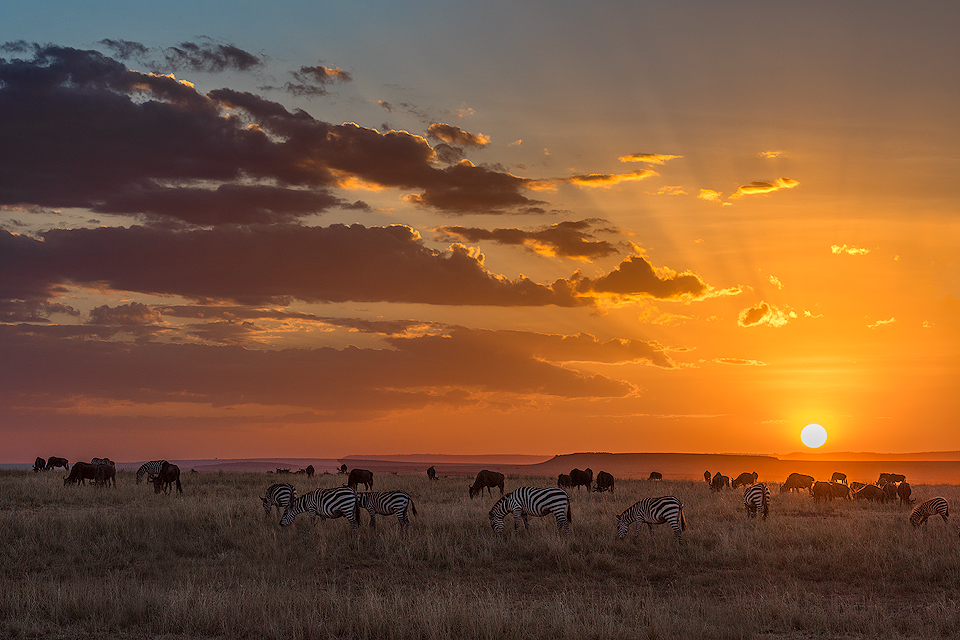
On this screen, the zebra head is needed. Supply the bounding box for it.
[615,511,630,539]
[279,496,306,526]
[488,497,509,532]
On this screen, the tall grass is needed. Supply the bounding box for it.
[2,470,959,639]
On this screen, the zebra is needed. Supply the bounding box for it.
[910,497,949,528]
[616,496,686,542]
[136,460,168,485]
[488,487,571,535]
[262,483,297,517]
[280,487,360,529]
[358,491,418,529]
[743,482,771,519]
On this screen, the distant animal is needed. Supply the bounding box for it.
[877,473,906,486]
[594,471,615,492]
[46,456,69,471]
[280,486,359,529]
[812,481,850,501]
[91,457,113,467]
[780,473,815,493]
[488,487,571,535]
[153,462,182,495]
[136,460,168,485]
[616,496,686,542]
[427,466,437,481]
[262,483,297,517]
[569,468,593,491]
[853,485,886,502]
[557,473,572,489]
[897,481,914,506]
[732,472,758,488]
[358,491,417,529]
[276,468,291,474]
[338,464,348,474]
[910,497,949,528]
[882,482,899,503]
[850,481,867,493]
[347,468,374,491]
[710,473,730,492]
[703,470,712,485]
[831,472,847,484]
[94,463,116,488]
[648,471,662,481]
[743,483,771,519]
[33,457,45,472]
[305,465,315,478]
[63,462,97,486]
[469,470,505,499]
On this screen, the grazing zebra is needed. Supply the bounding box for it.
[910,497,949,528]
[616,496,686,542]
[743,483,771,519]
[488,487,571,535]
[136,460,168,485]
[280,487,360,529]
[261,483,297,517]
[358,491,418,529]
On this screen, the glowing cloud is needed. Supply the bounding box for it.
[737,301,795,328]
[714,358,767,366]
[769,275,784,290]
[831,244,870,255]
[759,150,782,159]
[698,189,724,203]
[867,317,896,328]
[427,123,491,147]
[561,169,655,188]
[657,186,687,196]
[729,178,799,199]
[618,153,682,165]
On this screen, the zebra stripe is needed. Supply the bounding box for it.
[262,483,297,517]
[280,486,359,528]
[743,483,771,519]
[910,497,949,527]
[488,487,571,535]
[136,460,168,485]
[358,491,417,529]
[616,496,686,541]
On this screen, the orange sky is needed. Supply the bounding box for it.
[1,4,958,462]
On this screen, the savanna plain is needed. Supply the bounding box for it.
[2,470,960,640]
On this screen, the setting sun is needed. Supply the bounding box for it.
[800,423,828,449]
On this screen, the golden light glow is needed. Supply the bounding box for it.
[800,423,828,449]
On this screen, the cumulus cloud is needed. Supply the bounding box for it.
[576,255,714,301]
[426,123,490,147]
[831,244,870,255]
[729,177,799,199]
[618,153,682,165]
[435,219,620,261]
[737,301,795,328]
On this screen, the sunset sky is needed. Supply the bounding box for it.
[2,2,958,463]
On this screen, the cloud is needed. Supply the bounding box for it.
[426,123,490,147]
[713,358,767,366]
[657,186,687,196]
[867,317,896,328]
[737,301,795,328]
[560,169,656,188]
[769,275,783,289]
[162,40,264,73]
[729,178,799,199]
[275,64,352,96]
[831,244,870,255]
[89,302,162,326]
[759,150,782,159]
[618,153,682,165]
[435,219,620,261]
[698,189,725,203]
[576,255,713,301]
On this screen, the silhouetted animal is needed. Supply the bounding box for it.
[710,473,729,492]
[63,462,96,486]
[877,473,906,486]
[594,471,615,492]
[831,472,847,484]
[94,463,116,487]
[569,468,593,491]
[47,456,68,471]
[910,497,948,527]
[347,468,374,491]
[850,481,867,493]
[853,485,886,502]
[262,483,297,516]
[305,465,315,478]
[882,482,899,503]
[338,464,348,474]
[427,466,436,481]
[780,473,815,493]
[617,496,685,542]
[812,481,850,501]
[137,460,168,484]
[732,472,758,488]
[897,481,914,506]
[358,491,417,529]
[276,468,291,474]
[153,462,182,494]
[557,473,572,489]
[488,487,571,535]
[281,487,359,529]
[33,457,45,472]
[91,457,113,466]
[743,483,771,519]
[469,470,504,498]
[648,471,662,481]
[703,470,711,485]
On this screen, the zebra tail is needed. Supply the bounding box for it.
[681,509,687,531]
[175,477,183,494]
[410,500,418,517]
[567,503,572,524]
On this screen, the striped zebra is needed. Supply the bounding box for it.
[743,482,771,519]
[136,460,168,485]
[280,486,359,529]
[358,491,417,529]
[262,483,297,517]
[488,487,571,535]
[616,496,686,542]
[910,497,949,527]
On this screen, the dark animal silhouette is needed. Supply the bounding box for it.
[703,470,712,485]
[831,472,847,484]
[731,472,758,488]
[897,481,914,506]
[853,484,886,502]
[780,473,815,493]
[305,464,315,478]
[812,481,850,501]
[338,463,348,474]
[47,456,69,471]
[557,473,572,489]
[850,481,867,493]
[64,462,97,486]
[569,468,593,491]
[594,471,615,492]
[33,457,45,472]
[153,462,182,494]
[882,482,899,503]
[94,463,116,487]
[710,473,729,492]
[427,466,437,481]
[648,471,662,481]
[347,468,374,491]
[469,470,504,498]
[877,473,905,486]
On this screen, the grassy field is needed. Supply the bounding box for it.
[2,470,959,640]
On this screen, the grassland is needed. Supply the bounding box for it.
[2,470,959,640]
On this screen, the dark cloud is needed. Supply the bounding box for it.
[577,255,709,300]
[427,123,489,147]
[436,219,620,261]
[163,41,264,72]
[88,302,161,326]
[433,143,465,165]
[97,39,150,61]
[277,64,352,96]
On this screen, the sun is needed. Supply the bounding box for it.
[800,423,828,448]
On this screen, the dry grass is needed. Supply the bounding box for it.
[2,470,960,639]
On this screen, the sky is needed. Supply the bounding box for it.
[1,1,958,462]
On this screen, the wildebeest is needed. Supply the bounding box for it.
[853,484,886,502]
[594,471,615,492]
[305,464,315,478]
[897,481,914,506]
[812,481,850,501]
[153,462,182,494]
[710,473,729,492]
[569,468,593,491]
[703,470,711,485]
[427,466,437,481]
[831,472,847,484]
[338,463,348,474]
[63,462,97,486]
[33,457,45,472]
[94,463,116,488]
[347,468,374,491]
[648,471,662,481]
[780,473,815,493]
[882,482,899,503]
[557,473,572,489]
[877,473,906,486]
[850,481,867,493]
[732,472,758,488]
[469,470,504,498]
[47,456,69,471]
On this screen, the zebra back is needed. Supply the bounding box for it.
[358,491,416,528]
[488,487,570,534]
[742,483,771,519]
[910,497,949,527]
[616,496,685,540]
[136,460,167,484]
[262,483,297,516]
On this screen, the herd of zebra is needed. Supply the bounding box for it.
[38,456,184,494]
